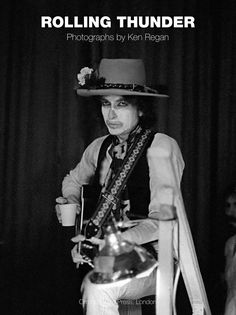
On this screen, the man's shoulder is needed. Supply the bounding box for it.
[152,132,177,144]
[89,134,110,145]
[150,132,181,156]
[85,135,110,152]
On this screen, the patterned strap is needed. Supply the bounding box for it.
[84,128,153,238]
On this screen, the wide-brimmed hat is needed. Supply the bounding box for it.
[76,58,168,97]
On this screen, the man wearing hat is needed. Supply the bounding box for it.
[56,58,185,314]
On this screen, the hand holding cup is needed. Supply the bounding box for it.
[55,197,80,226]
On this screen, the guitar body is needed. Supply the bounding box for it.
[81,185,102,221]
[76,185,101,268]
[77,185,157,267]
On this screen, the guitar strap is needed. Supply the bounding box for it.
[84,127,153,238]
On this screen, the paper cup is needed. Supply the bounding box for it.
[59,204,78,226]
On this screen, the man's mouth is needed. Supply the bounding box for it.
[106,121,122,129]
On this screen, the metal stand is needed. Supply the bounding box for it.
[155,195,212,315]
[156,219,176,315]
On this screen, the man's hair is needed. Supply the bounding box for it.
[123,96,156,128]
[94,95,157,128]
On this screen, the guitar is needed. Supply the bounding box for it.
[75,185,101,268]
[75,185,136,267]
[75,185,157,269]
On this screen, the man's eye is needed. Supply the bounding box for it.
[118,101,128,107]
[101,101,110,107]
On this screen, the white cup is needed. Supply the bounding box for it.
[59,204,79,226]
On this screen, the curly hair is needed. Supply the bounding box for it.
[123,96,156,128]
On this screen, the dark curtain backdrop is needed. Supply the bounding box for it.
[0,0,235,314]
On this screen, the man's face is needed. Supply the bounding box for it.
[101,95,142,141]
[225,194,236,228]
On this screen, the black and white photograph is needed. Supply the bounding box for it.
[0,1,235,314]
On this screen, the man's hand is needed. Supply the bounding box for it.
[71,234,105,250]
[55,197,68,223]
[55,196,80,224]
[71,234,105,267]
[71,235,90,265]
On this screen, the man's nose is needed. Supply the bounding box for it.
[108,108,117,120]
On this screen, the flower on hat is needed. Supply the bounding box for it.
[77,67,94,86]
[76,66,105,90]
